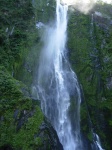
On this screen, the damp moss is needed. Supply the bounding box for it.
[0,66,44,149]
[68,7,112,149]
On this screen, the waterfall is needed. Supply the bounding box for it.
[37,0,82,149]
[91,133,104,150]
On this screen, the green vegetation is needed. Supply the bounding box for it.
[33,0,55,23]
[0,0,112,149]
[68,5,112,149]
[0,0,56,149]
[0,66,44,149]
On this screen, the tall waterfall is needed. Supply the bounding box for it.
[37,0,82,149]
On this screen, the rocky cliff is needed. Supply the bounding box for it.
[68,2,112,150]
[0,0,112,150]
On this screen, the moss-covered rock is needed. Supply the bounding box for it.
[0,0,61,149]
[0,66,43,149]
[68,3,112,149]
[0,66,63,150]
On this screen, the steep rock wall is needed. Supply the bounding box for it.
[68,3,112,150]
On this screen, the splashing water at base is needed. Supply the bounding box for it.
[37,0,82,149]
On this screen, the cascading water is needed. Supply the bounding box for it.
[92,133,104,150]
[37,0,82,149]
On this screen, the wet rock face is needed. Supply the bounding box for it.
[38,119,63,150]
[14,107,63,149]
[0,106,63,150]
[14,108,63,149]
[0,66,61,149]
[67,3,112,149]
[92,11,112,31]
[106,77,112,89]
[15,109,35,131]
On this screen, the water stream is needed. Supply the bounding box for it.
[34,0,105,149]
[37,0,82,149]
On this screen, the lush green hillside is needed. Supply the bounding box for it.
[0,0,61,149]
[0,0,112,150]
[68,3,112,150]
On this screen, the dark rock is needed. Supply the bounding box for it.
[0,116,4,122]
[0,145,13,150]
[81,134,92,150]
[38,118,63,150]
[21,87,30,97]
[13,109,19,120]
[16,109,35,131]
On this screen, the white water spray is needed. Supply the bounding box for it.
[37,0,82,149]
[92,133,104,150]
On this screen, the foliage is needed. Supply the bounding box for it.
[0,0,112,149]
[68,6,112,149]
[0,0,58,149]
[0,0,40,87]
[0,65,44,149]
[33,0,56,23]
[0,1,48,149]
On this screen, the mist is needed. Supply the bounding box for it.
[61,0,112,14]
